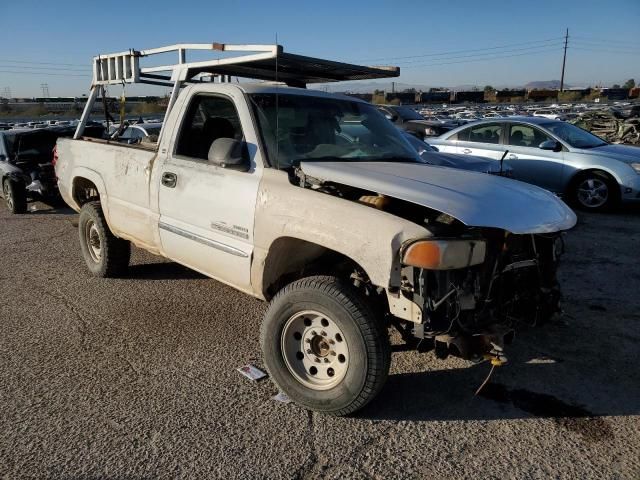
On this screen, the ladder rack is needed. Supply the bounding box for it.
[75,42,400,139]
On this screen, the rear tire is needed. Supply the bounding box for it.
[569,171,618,212]
[78,201,130,277]
[261,275,390,416]
[2,178,27,214]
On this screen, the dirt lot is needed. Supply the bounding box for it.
[0,201,639,479]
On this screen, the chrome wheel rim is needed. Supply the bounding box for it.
[281,310,349,391]
[84,220,102,262]
[3,182,12,211]
[577,178,608,208]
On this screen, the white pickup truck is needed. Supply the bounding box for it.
[56,43,576,415]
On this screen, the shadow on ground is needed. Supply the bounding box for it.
[127,262,207,280]
[359,310,638,446]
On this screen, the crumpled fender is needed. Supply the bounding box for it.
[252,169,430,296]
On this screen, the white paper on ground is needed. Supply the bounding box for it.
[237,364,267,381]
[272,392,292,404]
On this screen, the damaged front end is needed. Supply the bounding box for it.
[392,228,565,362]
[294,160,576,364]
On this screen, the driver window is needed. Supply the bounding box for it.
[508,124,551,147]
[176,95,244,160]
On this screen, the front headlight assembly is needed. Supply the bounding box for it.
[401,239,486,270]
[630,162,640,174]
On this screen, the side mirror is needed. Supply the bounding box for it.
[385,113,399,122]
[208,138,249,171]
[539,140,562,152]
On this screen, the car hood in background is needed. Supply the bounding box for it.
[576,144,640,163]
[423,151,511,174]
[300,161,576,234]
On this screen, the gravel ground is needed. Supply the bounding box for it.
[0,201,639,479]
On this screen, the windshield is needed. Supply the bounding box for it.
[540,121,607,148]
[391,106,424,121]
[249,93,419,169]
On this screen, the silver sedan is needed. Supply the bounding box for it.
[429,117,640,211]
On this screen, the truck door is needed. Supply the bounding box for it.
[157,92,261,291]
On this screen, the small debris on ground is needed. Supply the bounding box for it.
[237,364,267,381]
[272,392,291,404]
[526,357,558,364]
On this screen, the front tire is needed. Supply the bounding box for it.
[260,276,390,416]
[570,171,618,212]
[3,178,27,214]
[78,201,130,277]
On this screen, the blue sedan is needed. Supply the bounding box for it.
[429,117,640,211]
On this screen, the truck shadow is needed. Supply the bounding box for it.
[367,365,616,443]
[359,321,638,444]
[127,262,207,280]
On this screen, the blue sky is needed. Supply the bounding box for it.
[1,0,638,97]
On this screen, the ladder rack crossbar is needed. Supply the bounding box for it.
[90,42,399,86]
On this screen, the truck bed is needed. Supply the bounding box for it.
[56,137,160,250]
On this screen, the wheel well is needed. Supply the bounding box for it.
[72,177,100,206]
[566,168,620,198]
[262,237,372,300]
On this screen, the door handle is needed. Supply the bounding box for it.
[462,148,472,154]
[508,154,518,159]
[161,172,177,188]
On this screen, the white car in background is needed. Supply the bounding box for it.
[533,109,565,121]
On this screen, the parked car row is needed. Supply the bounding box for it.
[416,100,640,125]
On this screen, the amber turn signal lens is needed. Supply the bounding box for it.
[402,239,487,270]
[403,241,442,269]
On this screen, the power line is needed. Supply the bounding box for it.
[354,37,565,63]
[0,70,91,77]
[390,43,565,66]
[571,35,635,45]
[401,47,562,69]
[569,41,638,53]
[0,63,90,72]
[569,46,640,55]
[0,58,88,67]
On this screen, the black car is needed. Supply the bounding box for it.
[622,104,640,119]
[377,105,456,139]
[0,125,105,213]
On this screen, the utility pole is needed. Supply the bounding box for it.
[40,83,50,98]
[560,28,569,92]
